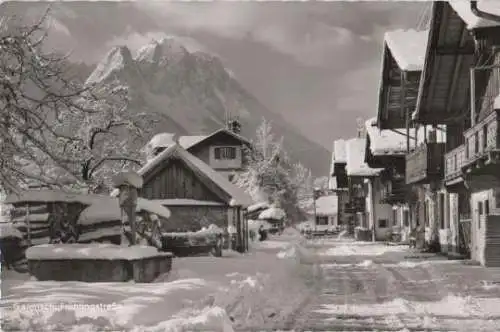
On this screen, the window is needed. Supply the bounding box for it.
[316,216,329,226]
[485,199,490,215]
[392,209,398,226]
[214,147,237,160]
[379,219,388,228]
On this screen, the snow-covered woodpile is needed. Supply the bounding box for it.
[9,204,52,245]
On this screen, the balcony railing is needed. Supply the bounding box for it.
[463,109,500,168]
[405,142,446,185]
[444,144,466,182]
[380,178,407,204]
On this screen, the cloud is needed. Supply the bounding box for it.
[137,2,365,67]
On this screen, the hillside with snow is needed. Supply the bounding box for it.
[81,38,329,175]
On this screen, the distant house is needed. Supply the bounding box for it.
[136,139,253,252]
[146,123,251,182]
[345,137,384,238]
[328,139,349,228]
[313,195,338,228]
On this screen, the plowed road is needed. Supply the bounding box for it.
[282,243,500,332]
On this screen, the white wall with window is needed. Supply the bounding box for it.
[209,146,242,169]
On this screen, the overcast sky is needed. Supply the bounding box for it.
[3,0,430,150]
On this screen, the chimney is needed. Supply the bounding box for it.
[226,118,242,134]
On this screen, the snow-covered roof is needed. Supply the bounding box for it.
[384,29,429,72]
[365,118,409,156]
[4,190,107,206]
[179,128,251,150]
[138,143,253,207]
[346,138,383,177]
[333,139,347,163]
[151,199,224,206]
[78,197,171,225]
[449,1,500,30]
[315,195,338,216]
[248,201,270,213]
[148,133,177,150]
[25,243,171,260]
[258,207,286,220]
[178,135,208,149]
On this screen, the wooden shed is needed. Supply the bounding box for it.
[133,143,253,252]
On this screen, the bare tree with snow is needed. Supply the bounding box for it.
[234,118,312,221]
[0,10,155,193]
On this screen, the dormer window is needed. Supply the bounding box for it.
[214,147,237,160]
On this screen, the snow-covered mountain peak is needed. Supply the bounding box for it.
[86,45,134,85]
[135,37,189,65]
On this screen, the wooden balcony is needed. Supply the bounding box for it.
[405,142,446,185]
[462,109,500,174]
[380,177,407,204]
[444,144,466,183]
[344,197,365,214]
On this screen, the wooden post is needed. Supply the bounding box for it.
[25,203,31,246]
[470,67,476,127]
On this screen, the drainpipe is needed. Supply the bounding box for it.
[470,1,500,22]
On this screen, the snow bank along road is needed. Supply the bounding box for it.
[282,241,500,332]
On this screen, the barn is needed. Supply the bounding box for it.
[134,142,253,252]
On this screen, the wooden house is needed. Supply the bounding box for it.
[345,137,384,239]
[136,140,254,252]
[329,139,349,228]
[364,118,413,242]
[418,1,500,265]
[313,195,339,230]
[370,28,432,244]
[145,126,250,183]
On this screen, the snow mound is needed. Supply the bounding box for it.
[258,207,285,220]
[86,46,134,85]
[78,198,171,225]
[247,202,270,213]
[320,243,407,257]
[130,306,234,332]
[165,224,224,237]
[25,243,170,260]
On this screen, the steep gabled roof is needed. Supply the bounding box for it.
[345,138,383,177]
[138,143,253,207]
[449,1,500,30]
[383,29,429,72]
[179,128,251,150]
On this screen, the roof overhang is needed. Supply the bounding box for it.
[413,2,476,125]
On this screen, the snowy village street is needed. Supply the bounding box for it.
[285,238,500,332]
[2,231,500,332]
